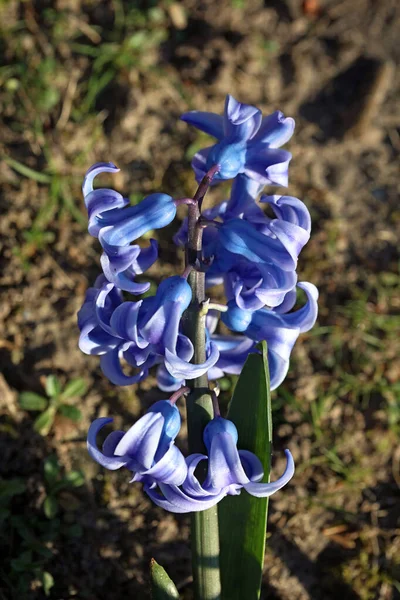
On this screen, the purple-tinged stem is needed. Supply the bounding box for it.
[183,165,221,600]
[169,386,190,405]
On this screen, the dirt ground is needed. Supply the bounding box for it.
[0,0,399,599]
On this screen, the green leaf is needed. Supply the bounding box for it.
[0,478,26,500]
[42,571,54,596]
[45,375,61,398]
[34,406,56,436]
[63,470,85,488]
[43,495,58,519]
[219,341,272,600]
[61,378,88,399]
[43,455,60,487]
[58,404,82,421]
[150,558,180,599]
[19,392,47,411]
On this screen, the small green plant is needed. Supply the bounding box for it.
[42,455,85,520]
[19,375,87,436]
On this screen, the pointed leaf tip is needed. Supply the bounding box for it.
[150,559,180,599]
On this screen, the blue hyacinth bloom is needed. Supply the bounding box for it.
[219,282,319,389]
[78,275,220,387]
[181,95,294,185]
[83,163,178,293]
[87,400,187,485]
[144,417,294,513]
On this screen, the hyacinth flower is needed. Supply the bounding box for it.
[87,392,189,486]
[181,94,294,185]
[214,282,318,389]
[83,162,189,293]
[174,175,311,311]
[78,274,220,386]
[145,415,294,513]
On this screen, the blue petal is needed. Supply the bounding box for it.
[191,147,212,182]
[219,218,299,271]
[156,364,184,392]
[87,418,129,470]
[272,287,297,314]
[268,220,310,263]
[203,430,249,490]
[278,282,319,332]
[114,411,164,469]
[227,174,264,216]
[206,139,247,180]
[85,189,129,237]
[100,240,158,294]
[164,341,220,380]
[244,450,295,497]
[180,111,224,139]
[203,417,238,452]
[78,321,120,355]
[238,450,264,482]
[82,162,120,197]
[253,111,295,147]
[100,347,149,386]
[226,262,298,311]
[244,147,292,186]
[109,301,147,347]
[223,95,262,141]
[144,481,228,513]
[139,277,192,349]
[208,335,255,379]
[98,193,176,247]
[143,444,187,485]
[261,195,311,233]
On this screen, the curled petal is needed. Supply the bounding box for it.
[219,218,299,271]
[244,450,295,497]
[224,95,262,141]
[208,335,255,379]
[253,111,295,147]
[261,195,311,234]
[279,282,319,332]
[244,148,291,186]
[100,347,149,386]
[82,162,120,197]
[143,444,187,485]
[85,190,129,237]
[268,220,310,263]
[164,341,220,380]
[78,320,120,356]
[180,111,224,139]
[156,363,184,392]
[238,450,264,482]
[114,412,164,469]
[87,418,129,470]
[145,480,228,514]
[273,287,297,314]
[109,301,147,347]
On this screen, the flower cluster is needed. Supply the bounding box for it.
[88,392,294,513]
[79,95,318,511]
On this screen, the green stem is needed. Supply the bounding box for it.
[183,168,221,600]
